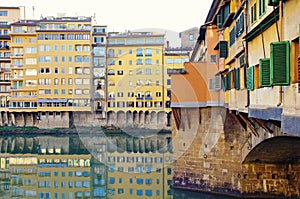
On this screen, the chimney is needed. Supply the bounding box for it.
[166,41,170,49]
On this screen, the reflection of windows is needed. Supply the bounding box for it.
[189,34,194,41]
[136,48,143,56]
[145,48,152,56]
[136,68,142,75]
[136,59,143,65]
[108,60,115,65]
[145,59,152,65]
[108,70,115,75]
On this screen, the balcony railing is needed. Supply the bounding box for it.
[11,86,23,90]
[11,64,23,68]
[107,54,118,58]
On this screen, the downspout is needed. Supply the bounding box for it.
[276,0,283,107]
[244,0,250,108]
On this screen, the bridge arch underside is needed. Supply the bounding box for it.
[243,136,300,164]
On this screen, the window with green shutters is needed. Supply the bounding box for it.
[259,58,271,87]
[247,66,254,90]
[270,41,290,85]
[219,41,228,58]
[234,68,240,90]
[259,0,266,17]
[226,72,231,90]
[217,14,223,29]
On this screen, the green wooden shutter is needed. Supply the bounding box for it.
[234,68,240,90]
[259,58,271,87]
[270,41,290,85]
[268,0,279,6]
[217,15,222,29]
[226,72,231,90]
[219,41,228,58]
[247,66,254,90]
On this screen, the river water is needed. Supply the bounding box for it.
[0,132,232,199]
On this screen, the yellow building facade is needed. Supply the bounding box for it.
[8,16,94,128]
[106,32,169,129]
[0,7,21,125]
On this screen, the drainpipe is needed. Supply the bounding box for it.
[276,0,283,107]
[244,0,250,108]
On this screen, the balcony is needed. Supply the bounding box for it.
[167,68,186,75]
[107,54,118,58]
[0,79,10,84]
[12,75,24,79]
[107,97,115,100]
[11,95,37,99]
[11,86,23,90]
[11,64,23,69]
[0,68,10,73]
[145,96,153,100]
[10,53,24,58]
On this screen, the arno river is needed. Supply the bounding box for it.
[0,132,232,199]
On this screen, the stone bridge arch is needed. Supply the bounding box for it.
[243,136,300,164]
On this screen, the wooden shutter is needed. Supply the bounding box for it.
[259,58,271,87]
[219,41,228,58]
[270,41,290,85]
[234,68,240,90]
[217,15,222,29]
[208,78,215,91]
[226,72,231,90]
[247,66,254,90]
[268,0,279,6]
[215,75,222,90]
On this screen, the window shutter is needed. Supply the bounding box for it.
[270,41,290,85]
[268,0,279,6]
[259,58,271,87]
[226,72,231,90]
[217,15,222,29]
[219,41,228,58]
[208,78,215,91]
[215,75,222,90]
[247,66,254,90]
[234,68,240,90]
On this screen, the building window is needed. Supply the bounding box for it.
[229,26,236,46]
[189,34,194,41]
[251,3,257,24]
[136,48,143,56]
[210,54,217,64]
[259,0,266,17]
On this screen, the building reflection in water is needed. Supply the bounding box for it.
[0,133,173,199]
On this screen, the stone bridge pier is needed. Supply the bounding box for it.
[172,107,300,198]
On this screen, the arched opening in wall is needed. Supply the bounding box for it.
[144,111,150,125]
[116,111,125,125]
[139,111,143,124]
[126,111,132,124]
[157,111,165,126]
[0,111,4,125]
[107,111,115,125]
[150,111,157,125]
[167,111,172,127]
[133,111,138,124]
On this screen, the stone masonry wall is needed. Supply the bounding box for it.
[172,107,300,198]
